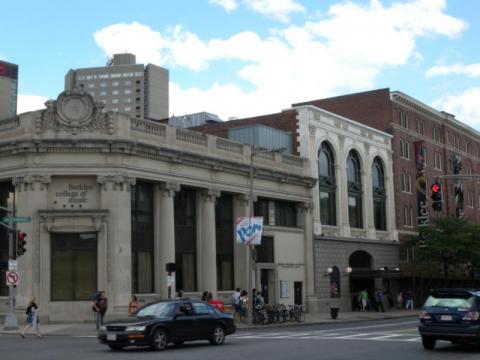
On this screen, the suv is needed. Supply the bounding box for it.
[418,288,480,350]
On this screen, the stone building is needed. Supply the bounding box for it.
[195,104,400,312]
[0,89,315,322]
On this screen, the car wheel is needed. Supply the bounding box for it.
[421,335,436,350]
[173,341,184,347]
[210,325,225,345]
[108,345,124,351]
[150,328,168,351]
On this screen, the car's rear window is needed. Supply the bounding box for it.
[424,295,475,309]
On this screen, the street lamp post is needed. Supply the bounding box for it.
[247,146,284,324]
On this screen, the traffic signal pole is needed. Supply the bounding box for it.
[0,203,19,330]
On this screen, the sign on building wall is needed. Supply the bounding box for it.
[415,141,429,226]
[235,217,264,245]
[49,177,100,209]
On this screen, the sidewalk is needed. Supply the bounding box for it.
[0,309,418,337]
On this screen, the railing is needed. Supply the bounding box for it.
[282,154,304,167]
[0,117,20,132]
[131,118,166,137]
[176,128,207,147]
[216,138,243,154]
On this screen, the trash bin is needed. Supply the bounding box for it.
[330,306,339,319]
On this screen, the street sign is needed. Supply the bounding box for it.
[1,216,31,223]
[8,260,17,271]
[167,275,176,287]
[6,271,19,286]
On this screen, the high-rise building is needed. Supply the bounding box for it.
[65,53,169,120]
[0,60,18,120]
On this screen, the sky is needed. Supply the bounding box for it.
[1,0,479,128]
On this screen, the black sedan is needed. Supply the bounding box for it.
[97,299,236,351]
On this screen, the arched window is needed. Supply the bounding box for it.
[372,157,387,231]
[318,142,336,226]
[347,150,363,228]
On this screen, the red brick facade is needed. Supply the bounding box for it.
[299,89,480,235]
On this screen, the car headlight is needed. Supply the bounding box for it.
[99,326,106,331]
[125,326,146,332]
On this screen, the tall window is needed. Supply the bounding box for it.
[216,194,234,291]
[0,181,14,297]
[347,150,363,228]
[131,181,154,293]
[318,142,337,226]
[174,188,197,292]
[51,233,97,301]
[372,157,387,231]
[256,236,274,263]
[274,200,297,227]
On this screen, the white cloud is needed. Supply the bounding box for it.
[17,94,48,114]
[93,0,467,120]
[426,63,480,78]
[433,88,480,129]
[209,0,237,12]
[243,0,305,22]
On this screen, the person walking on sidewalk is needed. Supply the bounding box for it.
[93,291,108,330]
[375,289,385,312]
[405,290,414,310]
[128,295,139,316]
[21,297,43,338]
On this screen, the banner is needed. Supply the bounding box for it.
[236,217,264,245]
[414,141,429,226]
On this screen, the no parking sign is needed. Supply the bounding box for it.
[5,271,18,286]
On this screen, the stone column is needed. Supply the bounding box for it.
[97,174,135,314]
[199,189,220,298]
[297,202,315,311]
[154,182,179,299]
[337,163,350,237]
[362,169,375,239]
[12,175,50,309]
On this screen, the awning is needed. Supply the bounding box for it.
[349,269,403,279]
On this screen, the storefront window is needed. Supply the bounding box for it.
[0,181,14,297]
[216,194,234,291]
[51,233,97,301]
[174,188,197,292]
[131,181,154,293]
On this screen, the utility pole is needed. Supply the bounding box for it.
[1,201,19,330]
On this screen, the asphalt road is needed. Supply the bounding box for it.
[1,319,479,360]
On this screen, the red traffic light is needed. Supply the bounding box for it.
[431,183,440,193]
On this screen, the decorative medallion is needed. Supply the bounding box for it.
[56,91,95,127]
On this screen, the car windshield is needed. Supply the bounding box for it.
[136,302,176,318]
[424,295,475,309]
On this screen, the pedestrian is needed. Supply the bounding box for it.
[405,290,414,310]
[231,287,241,317]
[128,295,139,316]
[239,290,248,322]
[20,297,43,338]
[201,291,209,302]
[360,289,368,311]
[93,291,108,330]
[176,289,184,299]
[375,289,385,312]
[396,291,404,309]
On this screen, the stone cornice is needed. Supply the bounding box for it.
[0,138,317,188]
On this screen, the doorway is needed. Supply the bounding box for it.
[260,269,275,304]
[294,281,303,305]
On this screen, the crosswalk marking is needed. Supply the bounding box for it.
[232,330,420,343]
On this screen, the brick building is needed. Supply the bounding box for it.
[295,89,480,245]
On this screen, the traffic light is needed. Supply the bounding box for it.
[431,181,443,211]
[17,231,27,257]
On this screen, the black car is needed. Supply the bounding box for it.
[97,299,236,351]
[418,288,480,350]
